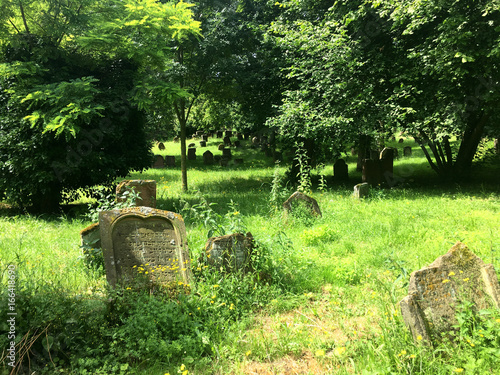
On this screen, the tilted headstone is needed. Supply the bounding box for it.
[165,155,176,167]
[158,142,165,151]
[334,159,348,181]
[353,182,370,199]
[187,148,196,160]
[283,191,322,217]
[203,232,254,272]
[404,146,412,156]
[99,207,192,287]
[400,242,500,345]
[116,180,157,208]
[152,155,164,169]
[203,150,214,165]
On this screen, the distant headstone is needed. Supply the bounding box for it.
[252,136,259,145]
[158,142,165,151]
[188,148,196,160]
[188,142,196,148]
[334,159,348,181]
[100,207,192,287]
[237,133,243,140]
[220,157,229,167]
[283,191,322,217]
[379,148,394,182]
[202,134,209,142]
[379,147,396,160]
[173,136,179,142]
[225,130,233,137]
[362,159,382,186]
[165,155,176,167]
[222,148,232,159]
[404,146,412,156]
[199,140,207,147]
[218,143,225,151]
[80,222,101,249]
[152,155,164,169]
[351,147,357,156]
[401,242,500,345]
[203,150,214,165]
[353,183,370,199]
[223,136,231,146]
[398,138,404,143]
[203,232,254,273]
[234,158,244,165]
[116,180,157,208]
[494,138,499,154]
[234,140,241,148]
[216,131,223,138]
[214,155,221,163]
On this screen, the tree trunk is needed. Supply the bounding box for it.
[180,116,188,192]
[453,113,489,178]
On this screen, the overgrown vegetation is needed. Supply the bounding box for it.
[1,139,499,374]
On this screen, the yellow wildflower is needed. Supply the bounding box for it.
[442,279,450,283]
[334,347,346,356]
[315,349,325,357]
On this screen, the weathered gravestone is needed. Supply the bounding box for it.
[188,142,195,148]
[400,242,500,345]
[116,180,157,208]
[353,182,370,199]
[202,134,209,142]
[218,143,225,151]
[203,232,254,273]
[165,155,176,167]
[362,159,382,186]
[379,147,396,160]
[158,142,165,151]
[216,131,223,138]
[234,158,244,165]
[99,207,192,287]
[80,222,101,249]
[252,136,259,145]
[173,136,179,142]
[152,155,164,169]
[234,140,241,148]
[370,149,380,160]
[203,150,214,165]
[187,148,196,160]
[237,133,244,140]
[283,191,322,217]
[404,146,412,157]
[222,148,232,159]
[334,159,348,181]
[225,130,233,137]
[223,136,231,146]
[398,138,404,143]
[219,157,229,167]
[199,140,207,147]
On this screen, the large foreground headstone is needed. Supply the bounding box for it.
[116,180,156,208]
[400,242,500,345]
[100,207,192,287]
[203,232,254,272]
[333,159,348,181]
[283,191,322,217]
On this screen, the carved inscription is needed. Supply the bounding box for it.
[112,218,182,283]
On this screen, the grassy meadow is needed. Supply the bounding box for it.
[1,135,500,374]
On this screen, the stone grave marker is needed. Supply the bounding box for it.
[379,147,396,160]
[252,136,259,145]
[173,136,179,142]
[234,158,244,165]
[218,143,225,151]
[334,159,348,181]
[152,155,164,169]
[362,159,382,186]
[203,232,254,272]
[353,182,370,198]
[234,140,241,148]
[216,131,223,138]
[99,207,192,287]
[222,148,232,159]
[165,155,176,167]
[187,148,196,160]
[188,142,195,148]
[400,242,500,345]
[203,150,214,165]
[370,149,380,160]
[199,140,207,147]
[116,180,157,208]
[283,191,322,217]
[80,222,101,249]
[158,142,165,151]
[220,157,229,167]
[225,130,233,137]
[404,146,412,156]
[398,138,404,143]
[202,134,209,142]
[223,136,231,146]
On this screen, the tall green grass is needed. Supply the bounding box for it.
[1,137,499,374]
